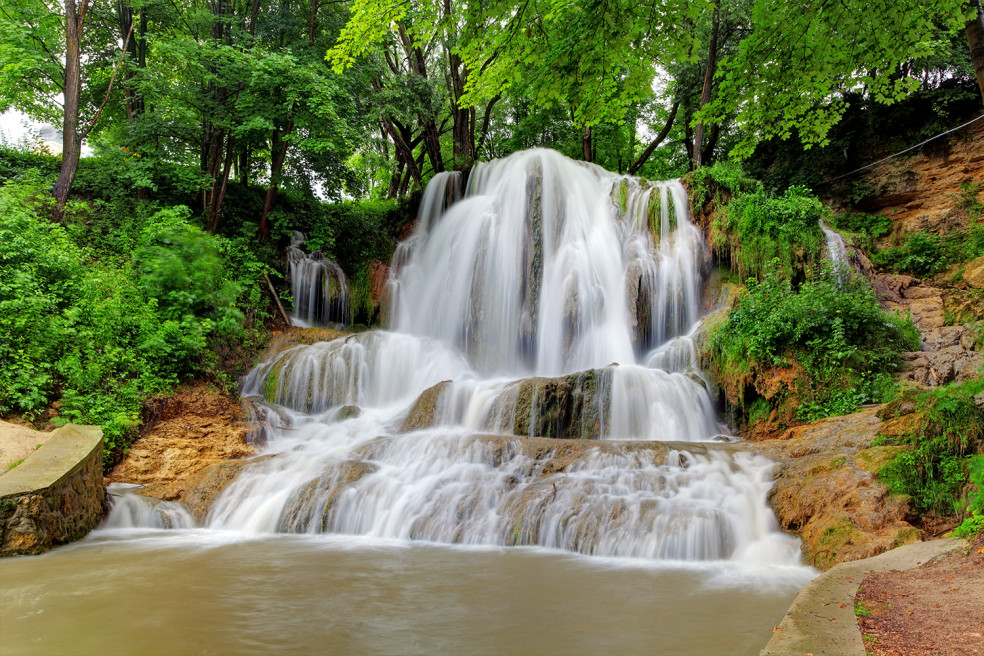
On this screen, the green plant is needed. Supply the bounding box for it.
[879,380,984,517]
[953,455,984,537]
[830,212,892,239]
[855,601,873,618]
[0,175,254,464]
[708,261,917,426]
[872,232,945,278]
[714,185,826,282]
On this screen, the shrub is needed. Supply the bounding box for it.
[0,177,249,463]
[708,261,919,426]
[712,185,826,282]
[829,212,892,239]
[878,380,984,517]
[872,232,945,278]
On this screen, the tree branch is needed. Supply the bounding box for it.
[628,100,679,175]
[80,20,134,140]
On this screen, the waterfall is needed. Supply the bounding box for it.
[288,232,349,328]
[109,149,803,566]
[820,220,848,267]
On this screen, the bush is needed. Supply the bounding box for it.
[872,232,946,278]
[0,177,249,462]
[712,185,826,282]
[829,212,892,240]
[709,261,919,426]
[316,197,413,270]
[878,380,984,517]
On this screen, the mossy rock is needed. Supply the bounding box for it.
[856,445,911,474]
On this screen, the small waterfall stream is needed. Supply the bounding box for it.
[820,219,849,267]
[105,149,804,567]
[287,231,349,327]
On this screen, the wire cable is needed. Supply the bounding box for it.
[816,113,984,186]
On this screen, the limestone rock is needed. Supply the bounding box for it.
[963,256,984,289]
[751,407,923,570]
[399,381,452,432]
[108,383,255,503]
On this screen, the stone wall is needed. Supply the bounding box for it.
[0,424,105,557]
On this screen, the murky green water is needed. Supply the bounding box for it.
[0,530,812,656]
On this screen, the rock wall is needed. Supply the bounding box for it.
[0,424,105,557]
[108,383,255,503]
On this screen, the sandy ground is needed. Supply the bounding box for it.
[0,420,51,475]
[856,533,984,656]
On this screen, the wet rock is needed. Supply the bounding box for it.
[182,456,272,522]
[333,405,362,421]
[278,460,379,532]
[262,328,353,361]
[510,370,609,439]
[399,381,452,432]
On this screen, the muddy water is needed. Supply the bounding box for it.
[0,530,810,656]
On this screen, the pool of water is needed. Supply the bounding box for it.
[1,529,813,656]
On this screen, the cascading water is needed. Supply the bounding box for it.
[108,148,804,566]
[287,231,349,327]
[820,219,849,267]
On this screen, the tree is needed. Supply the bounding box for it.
[704,0,982,158]
[0,0,130,219]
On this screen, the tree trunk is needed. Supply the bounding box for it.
[52,0,87,221]
[582,125,592,162]
[628,100,679,175]
[968,0,984,104]
[259,120,294,241]
[209,137,236,233]
[692,10,720,170]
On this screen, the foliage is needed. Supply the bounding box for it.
[0,146,60,183]
[878,380,984,517]
[687,160,762,209]
[317,197,414,273]
[709,262,919,426]
[872,232,946,278]
[712,185,826,282]
[829,212,893,240]
[0,175,253,463]
[704,0,973,158]
[953,456,984,537]
[744,79,982,193]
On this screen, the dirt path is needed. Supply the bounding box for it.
[0,421,52,474]
[856,534,984,656]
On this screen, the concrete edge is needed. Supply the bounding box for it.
[0,425,103,498]
[761,537,967,656]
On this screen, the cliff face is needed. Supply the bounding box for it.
[846,118,984,242]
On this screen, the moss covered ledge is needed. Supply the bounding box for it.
[0,425,105,556]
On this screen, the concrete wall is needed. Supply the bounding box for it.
[0,425,105,556]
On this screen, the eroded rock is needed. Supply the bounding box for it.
[750,407,922,570]
[108,383,256,505]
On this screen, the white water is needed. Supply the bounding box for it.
[288,231,349,327]
[107,149,807,570]
[820,220,849,267]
